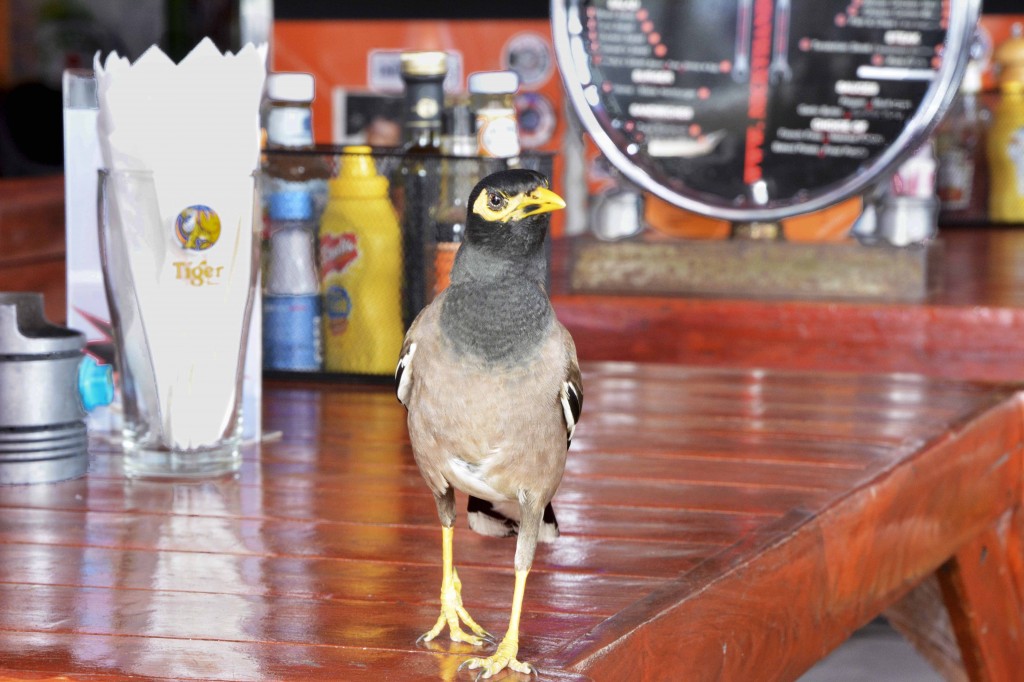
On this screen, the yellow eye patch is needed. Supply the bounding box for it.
[472,190,521,223]
[471,186,567,223]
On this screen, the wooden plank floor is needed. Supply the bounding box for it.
[0,363,1020,680]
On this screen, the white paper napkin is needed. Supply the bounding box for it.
[95,38,268,450]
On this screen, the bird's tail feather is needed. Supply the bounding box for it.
[466,496,559,542]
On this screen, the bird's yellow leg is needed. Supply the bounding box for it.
[461,569,533,678]
[420,525,491,646]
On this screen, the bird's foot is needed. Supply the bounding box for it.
[419,569,492,646]
[419,610,491,647]
[459,638,532,679]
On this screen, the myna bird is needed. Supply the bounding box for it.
[396,168,582,677]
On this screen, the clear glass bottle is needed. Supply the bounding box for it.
[432,99,478,301]
[262,191,322,372]
[260,72,331,372]
[262,72,331,217]
[468,70,522,164]
[392,51,448,327]
[935,58,991,225]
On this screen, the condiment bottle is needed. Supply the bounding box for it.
[319,146,404,375]
[987,24,1024,223]
[468,70,522,164]
[262,191,322,371]
[935,56,991,225]
[392,51,448,327]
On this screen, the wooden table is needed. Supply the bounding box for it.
[0,363,1021,681]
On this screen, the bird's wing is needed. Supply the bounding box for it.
[393,337,413,405]
[560,329,583,448]
[395,306,423,409]
[467,496,561,542]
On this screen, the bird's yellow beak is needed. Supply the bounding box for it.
[513,186,567,220]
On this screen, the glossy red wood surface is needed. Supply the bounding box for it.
[0,363,1020,680]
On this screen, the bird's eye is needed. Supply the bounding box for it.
[487,192,507,211]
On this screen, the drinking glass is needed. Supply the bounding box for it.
[98,168,258,477]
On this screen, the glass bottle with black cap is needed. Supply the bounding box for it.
[393,50,448,328]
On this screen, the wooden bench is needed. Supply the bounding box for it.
[0,363,1019,680]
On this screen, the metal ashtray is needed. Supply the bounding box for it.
[0,293,113,484]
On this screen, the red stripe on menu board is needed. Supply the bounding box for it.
[744,0,774,185]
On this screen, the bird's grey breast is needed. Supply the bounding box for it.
[439,280,554,364]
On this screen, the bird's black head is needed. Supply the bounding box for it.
[463,169,566,259]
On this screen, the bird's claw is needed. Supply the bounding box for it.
[420,611,491,647]
[421,573,492,647]
[459,639,532,679]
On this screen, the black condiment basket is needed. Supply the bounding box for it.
[259,146,554,382]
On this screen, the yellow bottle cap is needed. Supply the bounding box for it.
[330,145,389,198]
[995,25,1024,89]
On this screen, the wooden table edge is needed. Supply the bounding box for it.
[549,390,1024,681]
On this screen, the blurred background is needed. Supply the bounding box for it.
[1,0,1019,179]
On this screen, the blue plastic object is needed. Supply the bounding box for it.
[268,190,314,222]
[78,356,114,412]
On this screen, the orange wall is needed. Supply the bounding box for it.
[272,18,569,234]
[272,18,565,150]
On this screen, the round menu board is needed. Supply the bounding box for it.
[552,0,980,221]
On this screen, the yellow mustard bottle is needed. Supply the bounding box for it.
[319,146,404,374]
[988,25,1024,223]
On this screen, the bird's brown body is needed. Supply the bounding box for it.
[404,286,573,511]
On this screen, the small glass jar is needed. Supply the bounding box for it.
[468,70,521,161]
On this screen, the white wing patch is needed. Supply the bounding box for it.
[448,457,505,501]
[561,380,581,444]
[395,342,416,406]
